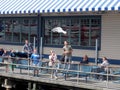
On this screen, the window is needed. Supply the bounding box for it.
[0,17,37,44]
[0,20,4,41]
[44,16,101,48]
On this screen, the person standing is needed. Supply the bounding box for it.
[48,50,58,79]
[23,39,33,57]
[63,41,73,70]
[30,48,41,76]
[63,41,73,64]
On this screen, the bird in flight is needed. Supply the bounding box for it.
[52,27,67,35]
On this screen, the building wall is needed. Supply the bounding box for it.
[0,44,23,51]
[0,13,120,61]
[100,13,120,60]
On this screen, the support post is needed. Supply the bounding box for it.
[40,37,43,60]
[33,37,36,49]
[95,39,98,65]
[28,82,32,90]
[32,83,36,90]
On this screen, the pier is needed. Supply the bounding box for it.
[0,57,120,90]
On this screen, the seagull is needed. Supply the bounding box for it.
[52,27,67,34]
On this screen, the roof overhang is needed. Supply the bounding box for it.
[0,0,120,15]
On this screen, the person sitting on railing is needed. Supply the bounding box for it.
[99,57,109,72]
[48,50,58,79]
[30,48,41,77]
[80,55,89,64]
[91,57,110,80]
[97,57,110,80]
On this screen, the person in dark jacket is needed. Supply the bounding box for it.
[80,55,89,64]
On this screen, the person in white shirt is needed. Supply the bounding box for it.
[49,50,57,67]
[100,57,109,72]
[48,50,58,79]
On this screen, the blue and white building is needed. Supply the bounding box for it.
[0,0,120,64]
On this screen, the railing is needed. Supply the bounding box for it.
[0,56,120,89]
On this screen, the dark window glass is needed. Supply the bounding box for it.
[0,17,37,44]
[44,16,101,48]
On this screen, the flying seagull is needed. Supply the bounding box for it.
[52,27,67,34]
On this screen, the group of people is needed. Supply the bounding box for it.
[23,39,41,76]
[0,39,110,79]
[0,39,41,75]
[23,39,110,80]
[0,48,16,72]
[48,40,110,80]
[48,41,73,79]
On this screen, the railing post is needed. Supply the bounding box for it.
[95,39,98,65]
[77,63,80,84]
[28,58,30,75]
[106,66,109,89]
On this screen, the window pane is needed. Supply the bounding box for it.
[44,19,52,45]
[44,16,101,48]
[91,19,101,46]
[70,18,80,45]
[81,19,90,46]
[62,18,71,44]
[22,19,29,42]
[30,19,37,43]
[13,19,21,42]
[5,19,12,42]
[0,20,5,41]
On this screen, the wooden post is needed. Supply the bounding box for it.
[28,82,32,90]
[32,83,36,90]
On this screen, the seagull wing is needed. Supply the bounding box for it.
[52,27,67,34]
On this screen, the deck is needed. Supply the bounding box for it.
[0,57,120,90]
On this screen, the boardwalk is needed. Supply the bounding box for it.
[0,58,120,90]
